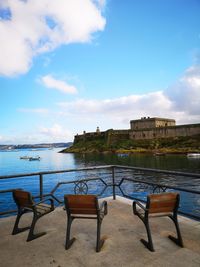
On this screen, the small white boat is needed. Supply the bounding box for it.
[29,156,41,161]
[187,153,200,158]
[20,156,31,160]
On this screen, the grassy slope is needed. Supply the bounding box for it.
[61,135,200,154]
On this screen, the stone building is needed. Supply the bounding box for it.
[74,117,200,145]
[130,117,176,130]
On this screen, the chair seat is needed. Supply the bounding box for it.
[12,190,54,242]
[64,194,107,252]
[149,212,173,217]
[36,203,52,215]
[70,210,105,219]
[133,192,183,252]
[136,209,173,218]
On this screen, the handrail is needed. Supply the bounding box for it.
[114,165,200,178]
[0,165,200,219]
[119,177,200,195]
[0,165,200,180]
[0,165,114,180]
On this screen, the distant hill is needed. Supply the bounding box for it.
[0,142,73,150]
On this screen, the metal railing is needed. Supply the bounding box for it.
[0,165,200,220]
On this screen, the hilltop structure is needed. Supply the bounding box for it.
[74,117,200,146]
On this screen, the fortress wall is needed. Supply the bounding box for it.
[106,130,130,145]
[130,118,175,130]
[74,131,106,143]
[131,120,155,130]
[129,124,200,140]
[155,120,175,128]
[74,124,200,144]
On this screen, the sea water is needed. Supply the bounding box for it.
[0,148,200,217]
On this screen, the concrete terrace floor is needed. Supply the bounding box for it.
[0,196,200,267]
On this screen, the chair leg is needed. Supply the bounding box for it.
[96,219,104,252]
[27,214,46,242]
[65,216,75,250]
[168,215,184,247]
[12,210,30,235]
[141,218,155,252]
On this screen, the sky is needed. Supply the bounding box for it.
[0,0,200,144]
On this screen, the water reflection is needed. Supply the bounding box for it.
[0,149,200,218]
[73,152,200,173]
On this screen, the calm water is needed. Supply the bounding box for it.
[0,148,200,217]
[0,148,200,176]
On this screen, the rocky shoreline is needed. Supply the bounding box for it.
[60,147,200,155]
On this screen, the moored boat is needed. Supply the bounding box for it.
[187,153,200,158]
[20,156,31,160]
[29,156,41,161]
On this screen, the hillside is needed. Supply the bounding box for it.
[0,142,72,150]
[60,135,200,154]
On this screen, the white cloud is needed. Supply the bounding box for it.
[57,65,200,128]
[40,123,66,134]
[41,75,78,94]
[2,64,200,143]
[165,65,200,116]
[0,0,106,76]
[18,108,49,114]
[0,124,73,144]
[39,124,73,142]
[57,92,172,117]
[94,0,106,9]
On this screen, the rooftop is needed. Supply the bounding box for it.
[1,196,200,267]
[130,117,176,122]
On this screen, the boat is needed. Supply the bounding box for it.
[187,153,200,158]
[20,156,31,160]
[29,156,41,161]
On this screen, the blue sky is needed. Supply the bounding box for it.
[0,0,200,144]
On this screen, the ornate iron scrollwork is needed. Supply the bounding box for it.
[74,181,88,195]
[152,185,167,193]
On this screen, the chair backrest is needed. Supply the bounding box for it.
[13,190,34,208]
[147,192,179,214]
[64,195,98,215]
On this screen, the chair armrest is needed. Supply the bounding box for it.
[99,200,108,215]
[133,201,146,215]
[34,198,54,210]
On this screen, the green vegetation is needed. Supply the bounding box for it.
[60,135,200,154]
[61,139,108,153]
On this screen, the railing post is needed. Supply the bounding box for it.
[112,166,116,200]
[39,174,43,200]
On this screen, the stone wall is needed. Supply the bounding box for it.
[130,117,176,130]
[106,129,130,145]
[74,131,106,144]
[74,123,200,144]
[129,124,200,140]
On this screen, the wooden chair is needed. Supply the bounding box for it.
[64,194,108,252]
[12,189,54,241]
[133,192,183,252]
